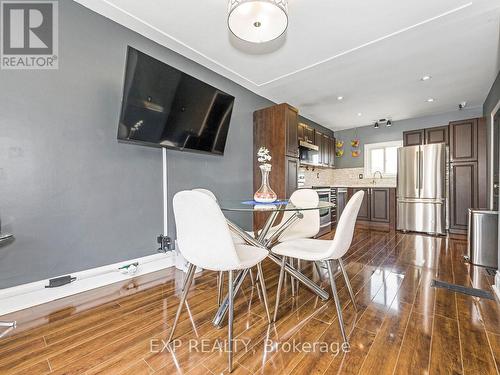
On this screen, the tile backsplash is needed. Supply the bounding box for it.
[299,166,396,188]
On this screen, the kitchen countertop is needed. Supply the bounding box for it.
[302,184,397,189]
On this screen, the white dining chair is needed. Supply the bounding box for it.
[168,190,270,372]
[271,191,364,345]
[264,188,321,295]
[260,188,320,243]
[192,188,251,306]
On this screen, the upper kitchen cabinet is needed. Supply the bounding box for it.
[329,137,336,167]
[298,123,315,144]
[314,129,323,165]
[403,129,425,146]
[321,133,330,166]
[297,123,305,142]
[304,126,315,144]
[425,126,449,145]
[449,119,478,162]
[285,106,299,158]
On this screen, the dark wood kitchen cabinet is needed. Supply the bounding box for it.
[347,187,396,230]
[298,123,316,145]
[297,123,305,142]
[314,130,323,165]
[448,117,487,235]
[321,133,330,166]
[285,107,299,158]
[450,162,478,232]
[449,118,478,162]
[425,126,449,145]
[329,137,336,167]
[404,125,448,146]
[253,103,300,230]
[285,157,298,199]
[304,126,315,144]
[349,188,370,220]
[403,129,425,146]
[371,188,391,222]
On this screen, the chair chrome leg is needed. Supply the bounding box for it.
[228,270,234,373]
[249,268,255,286]
[296,259,301,294]
[326,260,348,344]
[167,263,196,343]
[217,271,224,306]
[0,321,16,328]
[314,261,324,281]
[273,257,286,322]
[338,258,357,312]
[256,263,271,323]
[289,258,296,297]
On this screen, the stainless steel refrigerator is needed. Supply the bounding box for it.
[397,143,446,235]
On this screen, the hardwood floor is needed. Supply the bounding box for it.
[0,229,499,374]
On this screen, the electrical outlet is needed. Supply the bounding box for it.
[157,235,172,252]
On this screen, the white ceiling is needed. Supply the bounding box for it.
[76,0,500,130]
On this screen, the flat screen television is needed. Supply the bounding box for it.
[117,47,235,155]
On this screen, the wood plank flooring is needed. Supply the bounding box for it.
[0,229,499,374]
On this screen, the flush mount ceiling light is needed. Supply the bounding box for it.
[337,96,344,101]
[426,98,435,102]
[357,113,362,116]
[420,75,432,81]
[228,0,289,43]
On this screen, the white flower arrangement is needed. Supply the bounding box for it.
[257,147,272,171]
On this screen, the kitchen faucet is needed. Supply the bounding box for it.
[372,171,383,185]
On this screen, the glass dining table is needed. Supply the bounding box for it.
[211,199,335,328]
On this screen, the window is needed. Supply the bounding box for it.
[364,140,403,177]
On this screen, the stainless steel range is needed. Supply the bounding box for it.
[312,186,332,237]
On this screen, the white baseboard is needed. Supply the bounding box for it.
[0,252,176,316]
[494,271,500,301]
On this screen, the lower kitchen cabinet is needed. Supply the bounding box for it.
[349,188,370,220]
[347,187,396,230]
[449,161,478,234]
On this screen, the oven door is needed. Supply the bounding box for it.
[316,190,332,235]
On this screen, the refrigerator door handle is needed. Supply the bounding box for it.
[415,151,419,191]
[418,149,423,195]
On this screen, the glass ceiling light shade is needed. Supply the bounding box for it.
[228,0,288,43]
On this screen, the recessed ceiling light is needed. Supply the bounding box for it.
[374,122,379,129]
[357,112,362,116]
[420,75,432,81]
[426,98,435,102]
[337,96,344,101]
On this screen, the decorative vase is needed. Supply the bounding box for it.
[254,164,277,203]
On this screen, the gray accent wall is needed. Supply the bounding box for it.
[333,107,483,169]
[0,0,272,288]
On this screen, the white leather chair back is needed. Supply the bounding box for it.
[192,188,217,201]
[279,189,320,241]
[327,191,364,259]
[173,190,241,271]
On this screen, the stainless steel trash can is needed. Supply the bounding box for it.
[467,209,498,268]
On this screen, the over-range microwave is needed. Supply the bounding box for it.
[299,141,319,165]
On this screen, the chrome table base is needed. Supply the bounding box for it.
[212,212,329,328]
